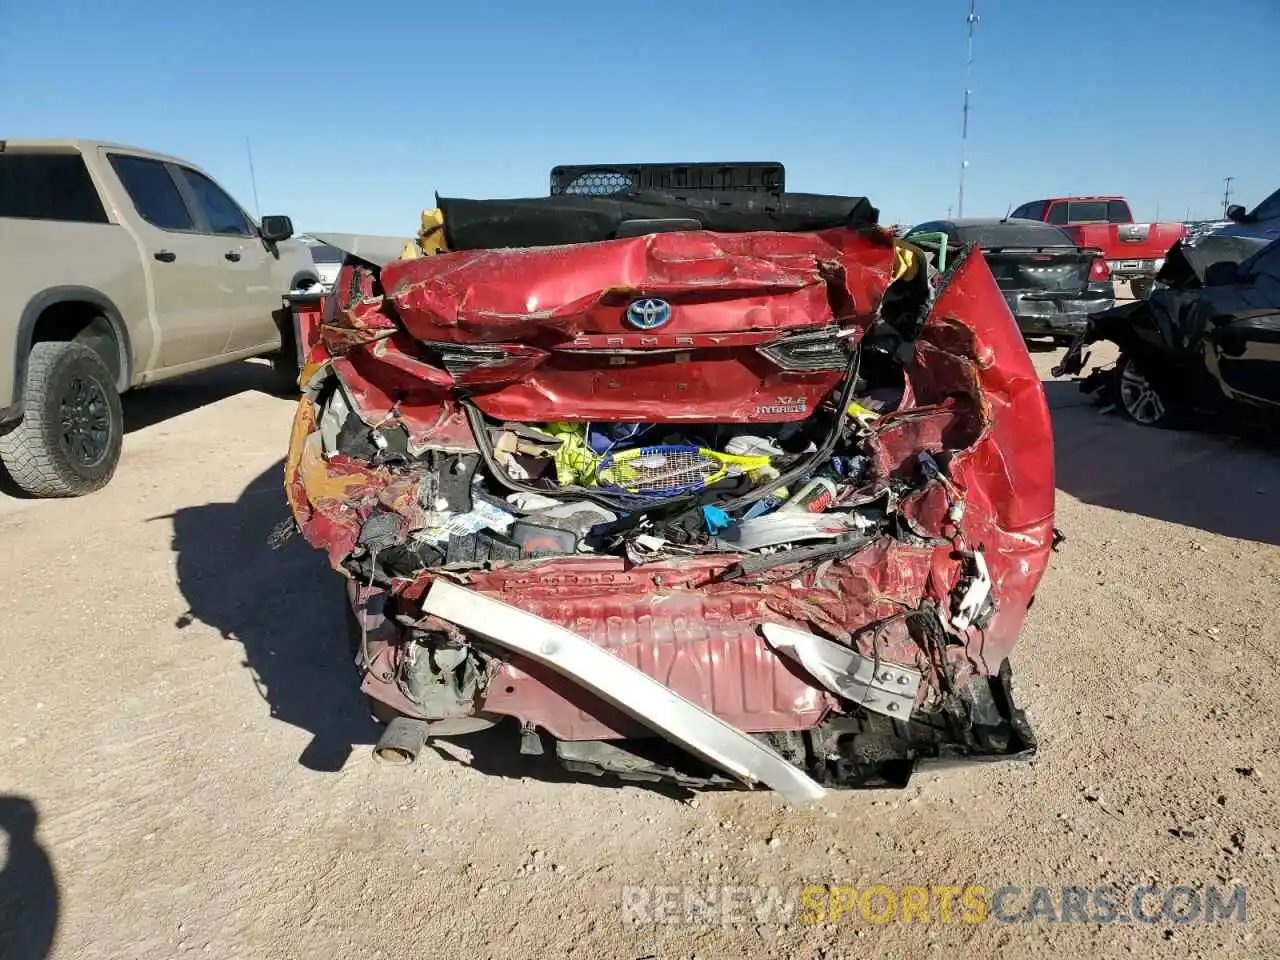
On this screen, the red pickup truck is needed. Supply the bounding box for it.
[1009,196,1187,296]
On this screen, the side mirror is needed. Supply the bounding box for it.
[1226,204,1247,224]
[260,215,295,243]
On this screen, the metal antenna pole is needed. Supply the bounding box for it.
[957,0,979,217]
[1222,176,1234,217]
[246,137,262,221]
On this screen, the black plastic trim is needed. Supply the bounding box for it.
[11,286,133,412]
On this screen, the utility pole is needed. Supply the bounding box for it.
[957,0,979,217]
[1221,176,1234,217]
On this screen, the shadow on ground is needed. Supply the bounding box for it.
[0,795,59,960]
[167,460,695,793]
[122,359,287,434]
[1045,379,1280,546]
[167,459,379,772]
[425,722,696,800]
[1,361,289,498]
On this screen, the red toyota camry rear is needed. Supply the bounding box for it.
[283,176,1055,799]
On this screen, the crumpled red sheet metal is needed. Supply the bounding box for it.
[285,227,1055,739]
[380,229,889,342]
[361,229,898,424]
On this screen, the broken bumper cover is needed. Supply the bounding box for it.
[423,580,828,803]
[1006,292,1114,337]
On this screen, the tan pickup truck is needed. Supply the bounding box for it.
[0,139,319,497]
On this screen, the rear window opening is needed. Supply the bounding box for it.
[0,152,108,223]
[1046,199,1131,224]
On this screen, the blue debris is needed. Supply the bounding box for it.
[702,505,733,534]
[743,495,785,520]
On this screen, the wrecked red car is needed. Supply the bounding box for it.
[283,165,1054,801]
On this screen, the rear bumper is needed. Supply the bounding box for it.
[349,579,1038,790]
[1106,257,1165,279]
[560,662,1038,791]
[1007,292,1115,337]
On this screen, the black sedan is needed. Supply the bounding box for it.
[1055,237,1280,428]
[906,218,1115,342]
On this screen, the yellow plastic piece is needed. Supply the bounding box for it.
[544,422,600,486]
[417,208,448,256]
[891,239,924,283]
[846,401,881,424]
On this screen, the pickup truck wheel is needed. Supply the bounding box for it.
[0,342,123,497]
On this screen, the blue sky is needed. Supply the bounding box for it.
[2,0,1277,235]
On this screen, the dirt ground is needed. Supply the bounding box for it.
[2,343,1279,960]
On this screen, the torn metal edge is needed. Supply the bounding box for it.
[310,233,412,268]
[762,622,921,719]
[421,580,827,805]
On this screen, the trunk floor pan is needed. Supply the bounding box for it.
[473,590,833,741]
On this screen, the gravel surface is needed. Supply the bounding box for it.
[1,348,1278,959]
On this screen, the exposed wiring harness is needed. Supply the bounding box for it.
[457,340,863,523]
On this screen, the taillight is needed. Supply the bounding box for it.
[756,325,850,371]
[1089,257,1111,282]
[422,342,548,386]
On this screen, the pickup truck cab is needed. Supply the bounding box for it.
[0,139,318,497]
[1009,196,1187,297]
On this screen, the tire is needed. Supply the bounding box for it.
[268,310,301,394]
[0,341,123,497]
[269,351,301,393]
[1114,355,1174,428]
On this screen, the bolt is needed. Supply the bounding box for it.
[897,675,910,685]
[887,702,900,712]
[880,672,894,683]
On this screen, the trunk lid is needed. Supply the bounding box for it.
[984,247,1094,296]
[374,229,889,424]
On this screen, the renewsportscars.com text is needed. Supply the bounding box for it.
[620,884,1246,926]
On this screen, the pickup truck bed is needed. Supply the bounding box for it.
[1009,196,1186,294]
